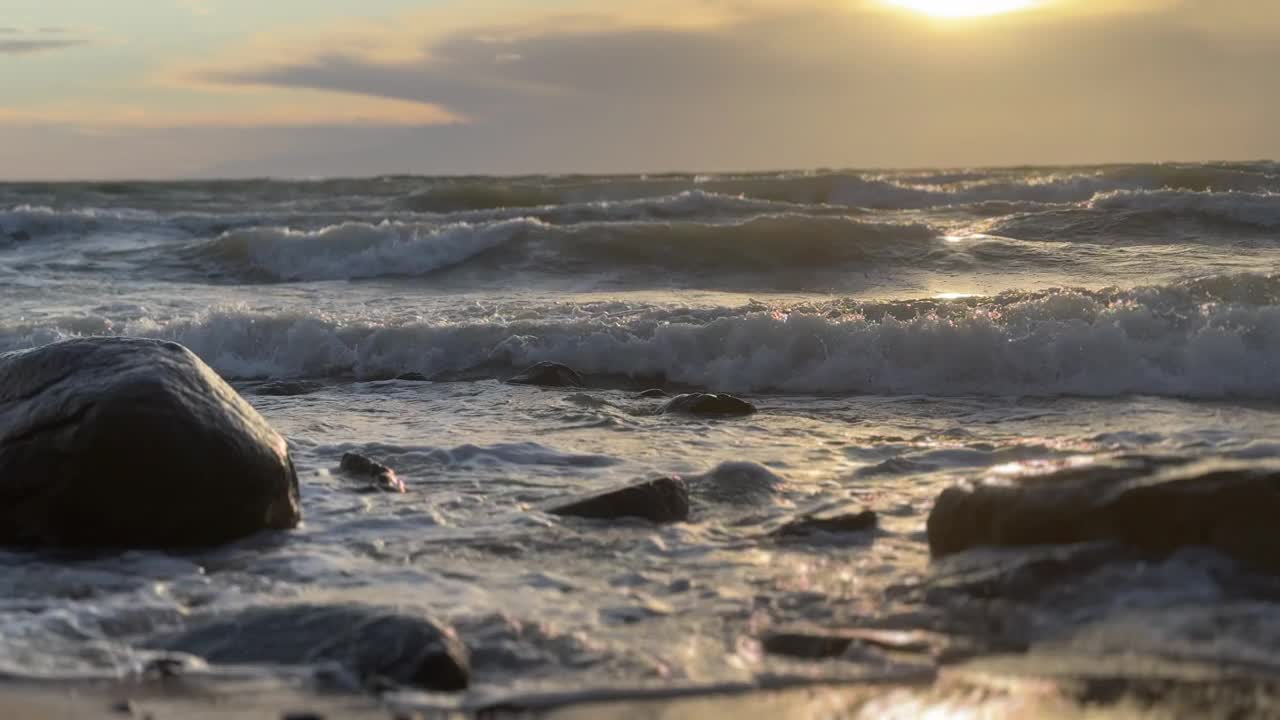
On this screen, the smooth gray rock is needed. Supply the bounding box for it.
[661,393,757,417]
[507,362,584,388]
[0,337,300,548]
[550,477,690,524]
[151,604,470,692]
[927,457,1280,572]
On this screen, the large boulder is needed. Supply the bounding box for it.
[150,604,470,692]
[927,457,1280,572]
[0,337,300,548]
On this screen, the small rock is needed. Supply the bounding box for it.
[661,393,757,417]
[636,388,670,399]
[396,372,429,382]
[281,713,324,720]
[255,380,326,397]
[152,604,470,692]
[143,657,187,679]
[110,699,135,715]
[507,361,584,388]
[550,477,690,524]
[761,626,976,661]
[773,508,877,538]
[339,452,406,494]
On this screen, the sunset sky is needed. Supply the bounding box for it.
[2,0,1276,179]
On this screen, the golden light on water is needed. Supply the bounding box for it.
[883,0,1041,18]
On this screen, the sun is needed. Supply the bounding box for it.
[883,0,1041,18]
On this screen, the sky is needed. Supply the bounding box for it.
[1,0,1277,179]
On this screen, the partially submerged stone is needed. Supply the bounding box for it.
[636,388,670,399]
[507,362,584,388]
[927,457,1280,572]
[661,393,757,417]
[0,337,300,548]
[550,477,690,524]
[773,507,877,539]
[761,625,983,662]
[151,604,470,692]
[339,452,405,494]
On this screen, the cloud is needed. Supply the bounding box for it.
[0,27,86,55]
[0,93,462,130]
[165,0,1278,171]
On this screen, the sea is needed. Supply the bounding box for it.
[3,163,1280,702]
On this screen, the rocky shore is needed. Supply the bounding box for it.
[5,344,1280,716]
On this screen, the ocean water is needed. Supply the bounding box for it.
[3,163,1280,698]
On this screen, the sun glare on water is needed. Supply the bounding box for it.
[883,0,1041,18]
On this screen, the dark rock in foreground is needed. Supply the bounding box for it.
[761,625,985,662]
[0,337,300,548]
[255,380,325,397]
[773,507,877,539]
[395,372,430,382]
[339,452,406,494]
[507,362,584,388]
[152,604,469,692]
[928,457,1280,572]
[661,393,757,417]
[550,477,689,523]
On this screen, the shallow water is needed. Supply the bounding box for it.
[3,163,1280,695]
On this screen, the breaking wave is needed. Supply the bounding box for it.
[5,274,1280,400]
[187,215,940,281]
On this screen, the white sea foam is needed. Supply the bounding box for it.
[5,278,1279,399]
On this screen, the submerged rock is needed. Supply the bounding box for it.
[761,626,968,661]
[550,477,690,523]
[661,393,757,417]
[339,452,406,494]
[0,337,300,548]
[255,380,325,397]
[928,457,1280,572]
[636,388,670,399]
[152,604,469,692]
[507,362,584,388]
[395,372,430,382]
[688,461,785,505]
[773,507,878,539]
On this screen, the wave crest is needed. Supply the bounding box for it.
[6,275,1280,400]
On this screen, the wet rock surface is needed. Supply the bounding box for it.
[772,506,877,539]
[151,604,470,692]
[928,457,1280,572]
[660,393,757,417]
[636,388,670,399]
[507,362,585,388]
[339,452,406,494]
[550,477,690,523]
[0,337,300,548]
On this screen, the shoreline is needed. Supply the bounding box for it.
[4,657,1277,719]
